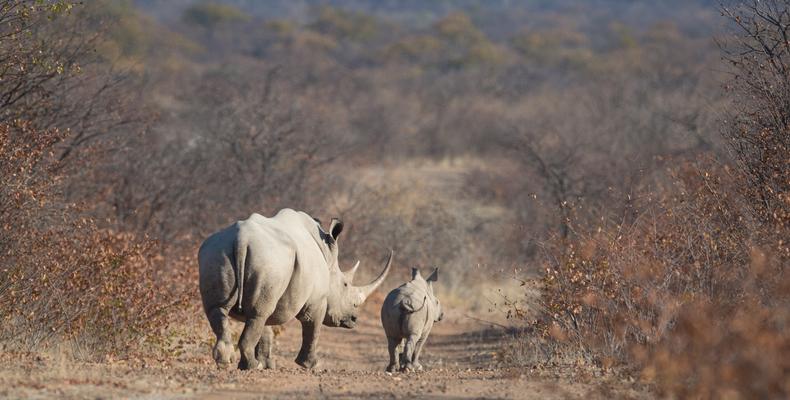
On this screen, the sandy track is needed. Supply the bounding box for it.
[0,301,646,399]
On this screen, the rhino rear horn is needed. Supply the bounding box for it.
[343,260,360,282]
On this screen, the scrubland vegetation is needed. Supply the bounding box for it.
[0,0,786,397]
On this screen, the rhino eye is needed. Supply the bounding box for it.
[344,282,348,287]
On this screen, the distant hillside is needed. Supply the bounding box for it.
[133,0,723,38]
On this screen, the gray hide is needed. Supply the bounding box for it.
[198,208,393,370]
[380,267,443,372]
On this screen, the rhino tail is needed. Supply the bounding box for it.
[400,295,427,313]
[235,238,247,313]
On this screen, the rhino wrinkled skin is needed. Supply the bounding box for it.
[198,208,392,370]
[380,267,444,372]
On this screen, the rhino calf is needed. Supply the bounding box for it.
[380,267,444,372]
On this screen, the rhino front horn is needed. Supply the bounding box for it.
[359,250,393,299]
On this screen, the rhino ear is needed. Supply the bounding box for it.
[427,268,438,282]
[411,267,421,280]
[329,218,343,241]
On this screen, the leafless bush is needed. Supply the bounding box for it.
[506,157,787,395]
[0,121,188,358]
[0,1,79,124]
[97,63,346,247]
[505,2,790,397]
[721,0,790,227]
[0,1,140,155]
[0,2,189,359]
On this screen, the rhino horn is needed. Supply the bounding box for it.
[358,250,393,299]
[343,260,360,282]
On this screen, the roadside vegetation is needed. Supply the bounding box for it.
[503,2,789,398]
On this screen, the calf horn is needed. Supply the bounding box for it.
[358,250,393,299]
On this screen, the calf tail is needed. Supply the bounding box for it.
[235,238,247,313]
[400,295,427,313]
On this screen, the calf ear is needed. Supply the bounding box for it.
[329,218,344,241]
[411,267,421,280]
[427,268,438,282]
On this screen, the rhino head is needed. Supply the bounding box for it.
[322,218,393,329]
[411,267,444,322]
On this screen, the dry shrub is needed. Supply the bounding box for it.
[721,1,790,230]
[1,228,189,357]
[644,293,790,398]
[506,3,790,397]
[513,160,788,397]
[0,121,65,235]
[0,121,189,358]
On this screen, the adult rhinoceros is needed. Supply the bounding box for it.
[198,208,392,370]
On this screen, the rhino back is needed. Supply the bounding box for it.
[235,218,298,320]
[198,212,332,324]
[269,209,333,265]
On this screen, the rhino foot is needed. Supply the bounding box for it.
[213,340,236,367]
[238,359,263,371]
[386,363,399,373]
[263,357,276,370]
[216,361,234,370]
[401,362,422,373]
[295,354,319,369]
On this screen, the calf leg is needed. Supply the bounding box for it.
[386,337,401,372]
[238,317,267,370]
[207,307,235,368]
[255,326,276,370]
[411,333,429,371]
[396,340,405,369]
[400,333,421,372]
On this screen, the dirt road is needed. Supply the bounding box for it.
[0,300,646,399]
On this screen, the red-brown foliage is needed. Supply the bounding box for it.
[0,121,189,357]
[523,159,788,395]
[0,1,193,358]
[509,2,790,395]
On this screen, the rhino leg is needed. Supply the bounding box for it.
[238,317,267,371]
[386,336,402,372]
[207,307,235,368]
[295,320,322,369]
[255,326,276,370]
[295,301,326,369]
[411,333,429,371]
[396,340,405,369]
[400,333,420,372]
